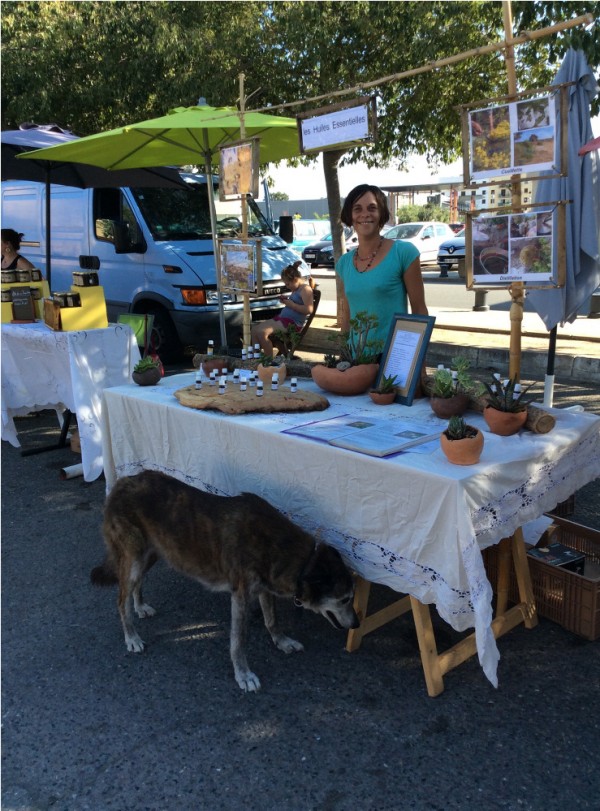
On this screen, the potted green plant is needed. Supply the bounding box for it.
[272,323,302,360]
[440,415,484,465]
[311,311,383,395]
[429,356,481,418]
[482,373,536,435]
[255,351,287,384]
[132,355,162,386]
[369,374,398,406]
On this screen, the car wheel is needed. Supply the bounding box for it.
[145,305,181,362]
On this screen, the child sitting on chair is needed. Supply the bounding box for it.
[251,261,314,357]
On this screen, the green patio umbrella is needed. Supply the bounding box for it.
[19,104,301,344]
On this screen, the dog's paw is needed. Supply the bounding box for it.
[235,670,261,692]
[135,603,156,619]
[125,633,145,653]
[273,634,304,654]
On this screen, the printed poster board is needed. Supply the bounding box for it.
[468,209,558,286]
[219,241,258,294]
[468,95,556,182]
[219,139,259,200]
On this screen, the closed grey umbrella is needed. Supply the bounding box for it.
[1,123,184,287]
[525,51,600,404]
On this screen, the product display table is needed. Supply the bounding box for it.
[100,372,600,692]
[1,321,140,481]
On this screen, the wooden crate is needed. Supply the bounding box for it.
[483,517,600,641]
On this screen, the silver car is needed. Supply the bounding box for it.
[437,234,466,275]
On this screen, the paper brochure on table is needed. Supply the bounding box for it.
[283,414,440,457]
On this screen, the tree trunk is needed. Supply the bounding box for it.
[323,149,348,329]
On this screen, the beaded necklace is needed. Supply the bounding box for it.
[353,238,383,273]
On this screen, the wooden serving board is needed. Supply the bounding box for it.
[174,384,330,415]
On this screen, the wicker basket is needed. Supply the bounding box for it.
[482,517,600,641]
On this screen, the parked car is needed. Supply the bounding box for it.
[437,234,466,275]
[302,227,356,268]
[384,221,456,263]
[283,219,330,253]
[449,222,465,234]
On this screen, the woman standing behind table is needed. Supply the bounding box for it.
[335,184,428,348]
[1,229,35,272]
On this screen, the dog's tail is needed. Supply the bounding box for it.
[90,558,118,587]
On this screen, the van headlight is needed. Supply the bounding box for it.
[206,290,235,304]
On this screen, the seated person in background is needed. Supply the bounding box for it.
[251,261,314,356]
[1,229,35,271]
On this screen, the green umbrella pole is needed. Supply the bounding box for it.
[202,137,227,348]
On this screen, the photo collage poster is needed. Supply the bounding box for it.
[219,140,258,200]
[471,210,554,285]
[219,243,256,293]
[469,95,556,181]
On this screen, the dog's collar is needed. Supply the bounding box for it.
[294,542,318,605]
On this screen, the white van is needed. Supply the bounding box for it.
[1,174,305,358]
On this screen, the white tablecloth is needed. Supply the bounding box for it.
[1,322,140,481]
[101,373,600,686]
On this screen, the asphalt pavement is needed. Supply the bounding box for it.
[2,389,600,809]
[2,281,600,810]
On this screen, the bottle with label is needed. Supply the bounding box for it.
[290,377,298,393]
[207,340,214,356]
[271,373,279,391]
[195,371,202,390]
[256,381,264,396]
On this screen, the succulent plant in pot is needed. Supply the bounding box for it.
[482,373,537,435]
[132,355,162,386]
[256,352,287,384]
[369,374,398,405]
[312,311,383,396]
[430,356,481,419]
[440,415,484,465]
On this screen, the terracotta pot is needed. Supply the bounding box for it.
[430,393,470,419]
[440,428,484,465]
[483,406,528,436]
[311,363,379,396]
[369,390,396,406]
[132,366,161,386]
[201,356,231,377]
[257,362,287,385]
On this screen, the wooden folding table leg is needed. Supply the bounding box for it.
[409,596,444,697]
[345,576,371,652]
[511,527,538,628]
[495,536,512,616]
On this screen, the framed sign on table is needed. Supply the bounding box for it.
[376,314,436,406]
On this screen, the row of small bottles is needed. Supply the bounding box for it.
[195,367,298,396]
[206,340,264,361]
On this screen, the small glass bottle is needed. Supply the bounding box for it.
[219,376,226,395]
[249,372,256,387]
[221,367,228,378]
[290,377,297,393]
[241,348,247,362]
[271,373,279,391]
[194,371,202,390]
[207,339,214,356]
[254,343,261,357]
[256,380,264,396]
[209,371,216,386]
[246,345,254,359]
[233,369,240,383]
[240,379,247,392]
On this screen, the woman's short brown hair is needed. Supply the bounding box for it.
[340,184,390,230]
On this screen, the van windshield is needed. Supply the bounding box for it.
[131,181,275,241]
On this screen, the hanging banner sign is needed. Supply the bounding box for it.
[297,96,377,154]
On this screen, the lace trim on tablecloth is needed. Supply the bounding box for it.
[473,430,600,548]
